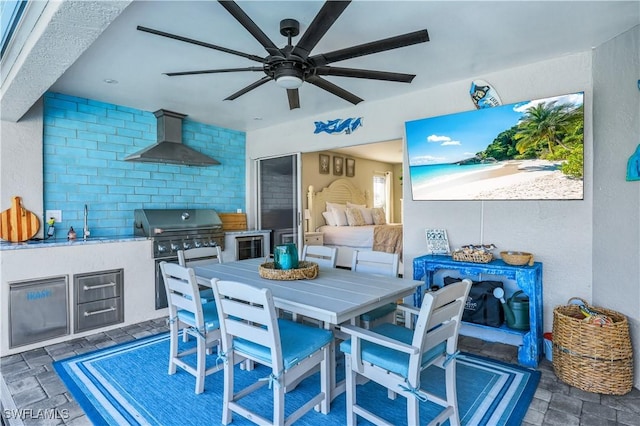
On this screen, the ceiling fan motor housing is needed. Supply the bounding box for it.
[271,62,304,81]
[280,19,300,38]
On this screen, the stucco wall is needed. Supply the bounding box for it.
[248,52,594,333]
[592,25,640,389]
[0,100,44,236]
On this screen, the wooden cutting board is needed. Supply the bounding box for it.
[0,196,40,242]
[219,213,247,231]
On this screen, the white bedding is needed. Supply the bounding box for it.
[317,225,375,248]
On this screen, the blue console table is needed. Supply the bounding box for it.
[413,255,543,368]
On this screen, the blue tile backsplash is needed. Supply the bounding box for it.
[43,92,245,238]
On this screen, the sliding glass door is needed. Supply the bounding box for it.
[257,154,302,253]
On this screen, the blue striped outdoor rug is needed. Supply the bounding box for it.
[54,332,539,425]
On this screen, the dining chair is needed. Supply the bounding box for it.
[177,246,223,345]
[340,278,472,426]
[301,245,338,268]
[210,278,333,426]
[351,250,401,328]
[159,261,223,394]
[296,245,339,325]
[178,246,223,301]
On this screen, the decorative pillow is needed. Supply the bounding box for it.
[347,202,374,225]
[345,207,366,226]
[322,211,336,226]
[371,208,386,225]
[331,207,349,226]
[326,202,346,212]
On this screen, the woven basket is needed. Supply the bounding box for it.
[258,261,319,281]
[452,251,493,263]
[552,297,633,395]
[500,251,534,266]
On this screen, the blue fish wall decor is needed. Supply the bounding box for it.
[314,117,363,135]
[626,143,640,181]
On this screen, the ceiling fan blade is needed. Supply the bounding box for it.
[165,67,263,77]
[291,1,351,60]
[137,26,264,63]
[218,1,282,56]
[309,29,429,66]
[287,89,300,110]
[306,75,363,105]
[224,76,272,101]
[314,66,415,83]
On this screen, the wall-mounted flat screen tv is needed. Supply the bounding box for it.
[405,91,584,201]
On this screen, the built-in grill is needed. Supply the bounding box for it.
[134,209,225,309]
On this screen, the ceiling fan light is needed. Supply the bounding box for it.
[275,75,303,89]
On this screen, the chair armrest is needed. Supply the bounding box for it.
[340,324,419,355]
[396,303,419,329]
[396,303,418,316]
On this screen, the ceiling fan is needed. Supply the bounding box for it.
[137,0,429,110]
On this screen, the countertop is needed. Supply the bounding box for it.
[0,236,147,251]
[224,230,271,236]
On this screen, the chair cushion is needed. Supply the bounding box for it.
[340,323,446,378]
[234,319,333,370]
[360,303,397,322]
[184,288,214,303]
[199,288,214,302]
[177,302,220,331]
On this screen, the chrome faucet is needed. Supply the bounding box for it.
[83,204,90,241]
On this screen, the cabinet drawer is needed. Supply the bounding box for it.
[304,234,323,245]
[75,269,123,303]
[75,297,123,332]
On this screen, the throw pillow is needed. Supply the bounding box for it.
[347,202,374,224]
[345,207,366,226]
[322,211,336,226]
[371,208,386,225]
[326,202,346,212]
[331,207,349,226]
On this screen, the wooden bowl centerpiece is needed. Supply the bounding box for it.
[501,251,534,266]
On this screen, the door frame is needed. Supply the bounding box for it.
[255,153,303,250]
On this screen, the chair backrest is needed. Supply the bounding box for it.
[409,279,472,376]
[159,262,206,327]
[211,280,284,372]
[301,245,338,268]
[351,250,399,277]
[177,246,223,267]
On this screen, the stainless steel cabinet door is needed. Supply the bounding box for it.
[9,276,69,348]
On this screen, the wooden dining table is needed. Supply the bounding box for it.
[193,257,421,399]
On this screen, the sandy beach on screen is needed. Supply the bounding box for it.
[413,159,583,200]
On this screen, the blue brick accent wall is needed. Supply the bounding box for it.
[43,92,245,238]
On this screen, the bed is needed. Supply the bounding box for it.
[307,179,403,269]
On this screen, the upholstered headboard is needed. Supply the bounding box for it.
[307,179,371,231]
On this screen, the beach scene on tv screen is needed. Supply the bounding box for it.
[405,92,584,201]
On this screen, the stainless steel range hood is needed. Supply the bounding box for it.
[124,109,220,166]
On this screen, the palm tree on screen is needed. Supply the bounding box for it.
[514,101,580,156]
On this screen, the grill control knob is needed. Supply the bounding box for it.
[170,243,180,252]
[194,241,202,248]
[157,244,167,253]
[183,242,192,250]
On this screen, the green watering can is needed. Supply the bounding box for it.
[493,288,530,330]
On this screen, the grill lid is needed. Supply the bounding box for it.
[134,209,223,236]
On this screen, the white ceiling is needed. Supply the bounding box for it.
[2,1,639,138]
